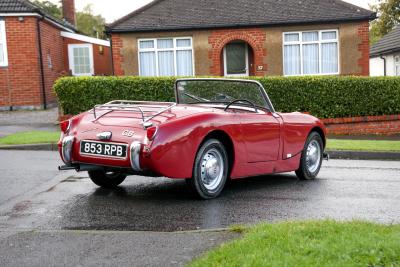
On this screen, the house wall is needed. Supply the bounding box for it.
[111,20,370,77]
[370,54,399,76]
[63,37,112,76]
[0,17,42,110]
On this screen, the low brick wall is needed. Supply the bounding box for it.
[323,115,400,135]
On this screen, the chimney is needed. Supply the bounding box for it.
[62,0,76,27]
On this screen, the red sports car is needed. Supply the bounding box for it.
[59,78,328,199]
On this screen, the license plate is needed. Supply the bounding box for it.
[80,140,128,159]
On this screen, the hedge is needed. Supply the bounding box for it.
[54,76,400,118]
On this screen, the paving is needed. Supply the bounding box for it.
[0,108,58,137]
[0,150,399,266]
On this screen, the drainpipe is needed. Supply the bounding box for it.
[36,16,47,109]
[380,55,387,76]
[109,33,115,75]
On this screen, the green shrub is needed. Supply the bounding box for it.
[54,76,400,118]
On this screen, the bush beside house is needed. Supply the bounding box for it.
[54,76,400,119]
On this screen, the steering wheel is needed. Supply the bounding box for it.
[224,99,258,112]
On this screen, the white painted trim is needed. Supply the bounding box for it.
[282,29,340,76]
[0,13,40,17]
[68,44,94,76]
[0,20,8,67]
[137,37,195,76]
[223,42,249,77]
[61,31,110,47]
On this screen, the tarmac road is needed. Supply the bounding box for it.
[0,150,399,266]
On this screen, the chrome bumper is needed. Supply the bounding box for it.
[61,136,75,164]
[130,141,142,171]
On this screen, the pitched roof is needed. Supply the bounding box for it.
[370,27,400,57]
[0,0,76,32]
[107,0,375,33]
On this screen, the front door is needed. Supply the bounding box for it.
[223,42,249,76]
[240,112,281,162]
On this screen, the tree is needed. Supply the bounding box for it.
[370,0,400,44]
[76,5,106,39]
[32,1,106,39]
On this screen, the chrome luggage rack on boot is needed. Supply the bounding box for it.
[92,100,176,128]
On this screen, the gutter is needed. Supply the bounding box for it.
[380,56,387,76]
[36,16,47,110]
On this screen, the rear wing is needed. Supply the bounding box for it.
[92,100,176,128]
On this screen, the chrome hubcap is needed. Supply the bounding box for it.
[306,140,321,173]
[200,148,224,191]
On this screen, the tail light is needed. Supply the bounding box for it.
[60,120,71,134]
[146,126,158,141]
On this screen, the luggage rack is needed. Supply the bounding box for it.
[92,100,176,127]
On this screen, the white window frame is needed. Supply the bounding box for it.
[0,20,8,67]
[223,42,249,77]
[68,44,94,76]
[137,37,195,76]
[395,55,400,76]
[282,29,340,76]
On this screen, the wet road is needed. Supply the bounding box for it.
[0,150,399,266]
[1,150,399,231]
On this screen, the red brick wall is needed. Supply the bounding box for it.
[63,37,112,75]
[208,28,267,76]
[0,17,42,109]
[323,115,400,135]
[357,21,370,76]
[39,20,66,106]
[111,34,124,76]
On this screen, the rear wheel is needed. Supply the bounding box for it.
[187,139,228,199]
[88,170,127,188]
[295,132,323,180]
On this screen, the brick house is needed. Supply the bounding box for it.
[107,0,375,78]
[0,0,112,111]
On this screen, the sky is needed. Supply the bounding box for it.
[49,0,378,23]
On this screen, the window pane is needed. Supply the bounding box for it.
[0,44,4,63]
[284,44,301,75]
[284,33,299,42]
[302,31,318,42]
[177,50,193,76]
[322,31,337,40]
[226,43,247,75]
[321,43,338,73]
[139,51,156,76]
[177,39,191,47]
[139,40,154,49]
[157,39,173,49]
[158,51,174,76]
[303,44,319,74]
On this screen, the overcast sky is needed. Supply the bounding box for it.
[50,0,378,23]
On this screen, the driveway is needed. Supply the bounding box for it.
[0,150,399,266]
[0,108,58,137]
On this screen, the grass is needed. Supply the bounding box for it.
[189,220,400,267]
[327,139,400,152]
[0,131,60,146]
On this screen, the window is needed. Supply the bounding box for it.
[395,56,400,76]
[68,44,94,76]
[138,37,194,76]
[0,20,8,67]
[283,30,339,76]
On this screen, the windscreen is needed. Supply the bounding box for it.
[176,80,268,108]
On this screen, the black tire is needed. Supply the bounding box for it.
[88,170,127,188]
[295,132,324,180]
[187,139,229,199]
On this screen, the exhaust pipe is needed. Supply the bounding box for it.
[58,164,104,172]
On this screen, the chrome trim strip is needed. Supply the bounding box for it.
[130,141,142,171]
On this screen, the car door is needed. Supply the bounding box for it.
[239,111,280,162]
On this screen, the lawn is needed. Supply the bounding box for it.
[327,139,400,152]
[0,131,60,146]
[190,221,400,267]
